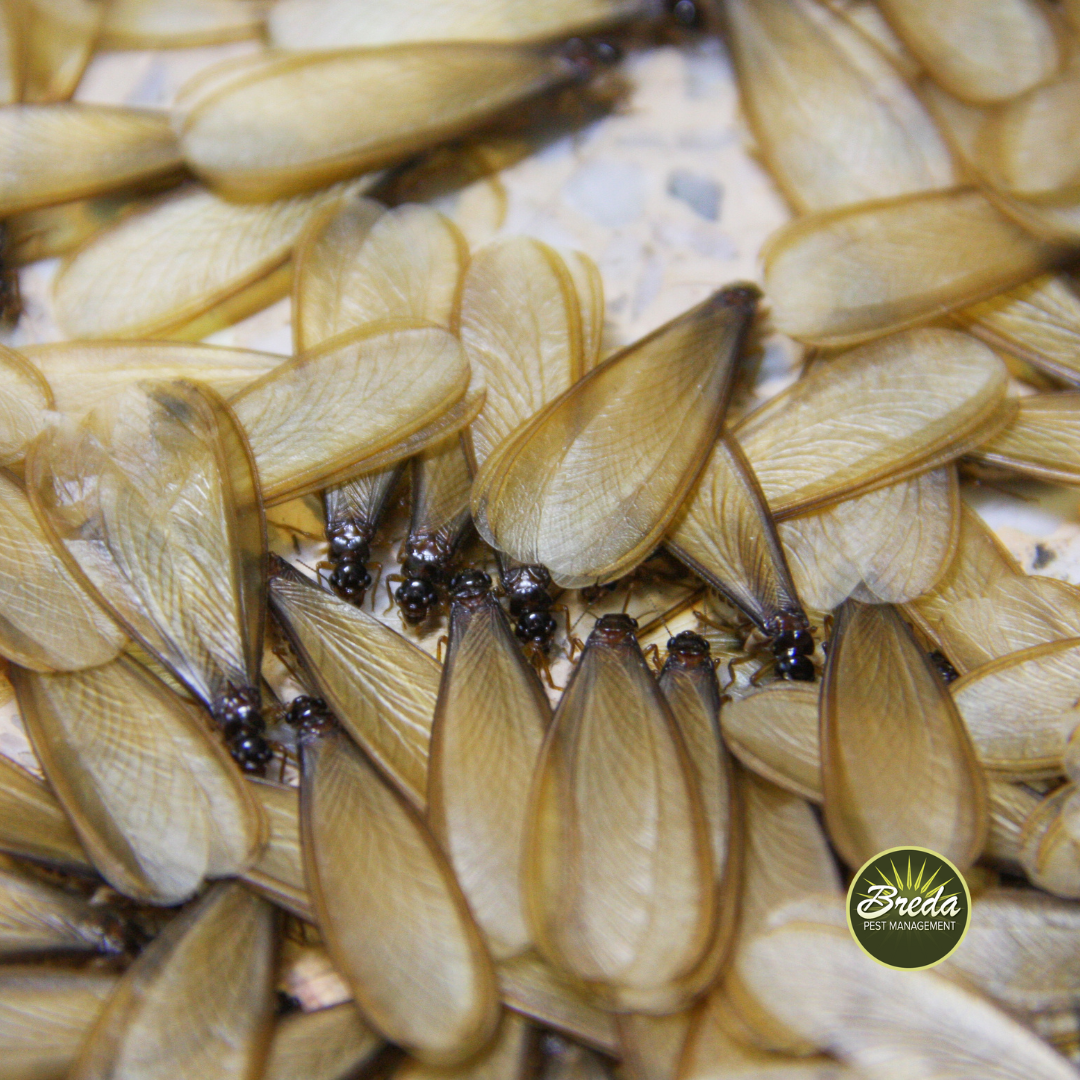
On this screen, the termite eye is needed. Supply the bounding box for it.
[669,0,701,27]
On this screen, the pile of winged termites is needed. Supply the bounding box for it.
[3,0,1080,1077]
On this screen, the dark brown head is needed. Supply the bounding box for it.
[502,564,554,616]
[558,38,623,81]
[590,613,639,647]
[449,568,492,605]
[285,694,337,742]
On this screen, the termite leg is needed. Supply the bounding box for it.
[643,642,662,674]
[436,634,450,664]
[382,574,406,615]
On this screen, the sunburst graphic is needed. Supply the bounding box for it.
[855,856,960,905]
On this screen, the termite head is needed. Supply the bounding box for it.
[448,568,492,605]
[558,37,623,81]
[664,630,711,669]
[666,0,702,28]
[285,694,337,742]
[395,576,440,624]
[591,612,639,646]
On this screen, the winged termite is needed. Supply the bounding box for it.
[263,1002,383,1080]
[878,0,1061,105]
[268,560,440,806]
[26,380,273,773]
[0,966,119,1080]
[394,1010,533,1080]
[969,392,1080,485]
[293,708,499,1064]
[523,613,715,1010]
[721,0,956,214]
[475,285,759,589]
[733,917,1079,1080]
[821,600,987,870]
[0,343,52,466]
[12,655,267,905]
[667,435,815,681]
[0,470,127,672]
[495,952,618,1055]
[428,568,550,959]
[269,0,660,50]
[52,181,352,340]
[0,859,125,958]
[69,881,277,1080]
[763,188,1066,346]
[177,43,607,201]
[100,0,266,49]
[17,0,104,103]
[732,328,1010,519]
[0,105,182,217]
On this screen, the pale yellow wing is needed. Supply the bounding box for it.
[0,470,126,672]
[269,0,648,49]
[12,656,266,905]
[301,724,499,1065]
[240,779,310,921]
[986,780,1040,870]
[230,321,469,504]
[0,3,20,105]
[178,45,581,200]
[101,0,265,49]
[394,1010,532,1080]
[722,0,955,214]
[0,967,118,1080]
[617,1011,693,1080]
[0,343,51,466]
[763,188,1064,346]
[23,340,282,418]
[428,588,550,960]
[821,600,987,870]
[972,392,1080,485]
[0,751,91,872]
[734,327,1009,517]
[17,0,103,103]
[268,564,440,806]
[0,105,180,216]
[566,250,605,371]
[1019,782,1080,898]
[460,236,585,468]
[407,434,473,555]
[474,286,759,587]
[524,617,714,1005]
[26,381,265,710]
[53,182,348,340]
[876,0,1061,104]
[70,882,277,1080]
[294,198,466,351]
[263,1002,383,1080]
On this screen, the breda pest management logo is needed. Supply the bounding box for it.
[846,846,971,969]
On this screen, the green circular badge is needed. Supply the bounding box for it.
[846,846,971,970]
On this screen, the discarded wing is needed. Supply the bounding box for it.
[763,188,1064,346]
[821,600,987,869]
[12,656,267,905]
[18,0,104,103]
[240,779,310,921]
[474,285,759,587]
[298,718,499,1064]
[523,614,715,1009]
[69,882,277,1080]
[721,0,956,213]
[100,0,266,49]
[428,570,551,959]
[0,344,52,466]
[734,328,1009,518]
[262,1002,383,1080]
[0,105,181,216]
[269,0,654,49]
[178,44,590,200]
[970,392,1080,485]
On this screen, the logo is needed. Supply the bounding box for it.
[846,846,971,970]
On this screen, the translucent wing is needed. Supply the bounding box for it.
[1019,782,1080,898]
[70,882,277,1080]
[524,616,714,1006]
[268,565,440,805]
[405,434,473,571]
[971,392,1080,485]
[52,182,349,340]
[18,0,104,103]
[294,198,466,351]
[241,779,310,921]
[734,328,1009,518]
[26,381,266,711]
[763,188,1064,346]
[300,723,499,1065]
[876,0,1061,104]
[428,587,550,959]
[667,435,805,631]
[23,340,283,418]
[0,344,52,466]
[0,470,127,672]
[0,968,117,1080]
[475,286,759,587]
[954,272,1080,386]
[269,0,650,49]
[460,237,585,469]
[12,656,266,905]
[394,1010,532,1080]
[566,250,605,370]
[263,1002,382,1080]
[0,105,181,216]
[952,638,1080,775]
[777,468,959,609]
[178,45,583,200]
[230,321,469,504]
[722,0,955,214]
[986,781,1040,870]
[101,0,266,49]
[821,600,987,870]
